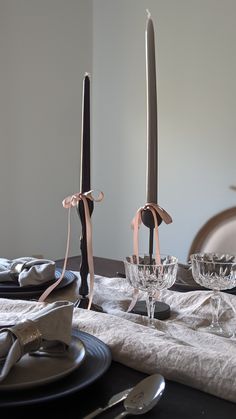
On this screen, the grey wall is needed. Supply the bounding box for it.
[92,0,236,263]
[1,1,236,264]
[0,0,92,260]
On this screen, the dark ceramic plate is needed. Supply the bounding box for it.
[0,269,76,298]
[0,329,112,407]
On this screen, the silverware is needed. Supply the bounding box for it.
[114,374,165,418]
[29,350,68,358]
[0,345,69,363]
[83,388,133,419]
[29,342,69,358]
[0,346,69,362]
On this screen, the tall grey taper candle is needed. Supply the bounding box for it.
[146,11,157,204]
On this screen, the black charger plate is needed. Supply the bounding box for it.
[0,268,76,298]
[0,329,112,407]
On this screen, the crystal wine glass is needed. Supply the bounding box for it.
[190,252,236,338]
[124,254,178,327]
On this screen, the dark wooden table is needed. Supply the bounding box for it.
[2,256,235,418]
[56,255,125,278]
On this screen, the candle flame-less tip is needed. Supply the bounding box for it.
[146,9,151,19]
[84,72,91,79]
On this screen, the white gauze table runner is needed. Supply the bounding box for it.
[1,274,236,403]
[73,274,236,403]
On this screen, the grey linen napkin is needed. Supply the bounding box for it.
[0,300,73,382]
[0,257,55,286]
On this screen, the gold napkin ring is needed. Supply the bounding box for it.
[8,320,42,356]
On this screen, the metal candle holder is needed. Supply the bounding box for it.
[141,209,162,263]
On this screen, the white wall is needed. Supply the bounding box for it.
[1,1,236,264]
[92,0,236,263]
[0,0,92,260]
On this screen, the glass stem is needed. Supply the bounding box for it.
[210,290,221,328]
[148,294,156,326]
[145,293,150,317]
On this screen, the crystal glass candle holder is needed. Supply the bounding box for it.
[124,254,178,327]
[190,252,236,338]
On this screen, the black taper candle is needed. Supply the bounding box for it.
[77,74,94,299]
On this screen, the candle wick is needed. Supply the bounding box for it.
[146,9,151,19]
[84,72,91,78]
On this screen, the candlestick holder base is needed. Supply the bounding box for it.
[74,296,104,313]
[131,300,170,320]
[116,272,171,319]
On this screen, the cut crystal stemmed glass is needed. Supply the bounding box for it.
[190,252,236,338]
[124,254,178,327]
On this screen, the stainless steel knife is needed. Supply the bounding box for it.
[83,387,133,419]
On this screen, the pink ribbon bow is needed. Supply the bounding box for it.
[132,202,172,264]
[38,190,104,309]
